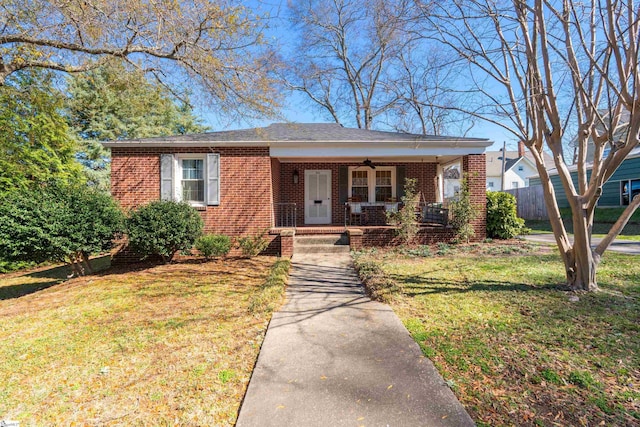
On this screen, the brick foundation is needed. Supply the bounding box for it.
[346,228,363,250]
[278,229,295,258]
[359,226,456,247]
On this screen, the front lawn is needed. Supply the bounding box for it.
[355,244,639,426]
[527,220,640,241]
[0,257,289,426]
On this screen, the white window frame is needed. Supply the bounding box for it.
[348,166,396,202]
[161,153,220,207]
[175,154,207,207]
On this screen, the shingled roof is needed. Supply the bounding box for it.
[102,122,490,147]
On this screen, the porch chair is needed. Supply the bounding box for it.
[347,196,367,226]
[384,197,398,213]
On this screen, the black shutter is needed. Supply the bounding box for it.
[396,165,406,200]
[339,165,349,204]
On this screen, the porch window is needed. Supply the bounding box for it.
[348,166,396,202]
[351,170,369,202]
[181,159,205,203]
[375,170,393,202]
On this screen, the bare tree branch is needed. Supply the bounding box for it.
[0,0,280,116]
[419,0,640,291]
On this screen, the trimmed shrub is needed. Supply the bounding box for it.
[0,184,124,275]
[195,234,232,260]
[126,200,203,263]
[486,191,528,239]
[237,230,269,258]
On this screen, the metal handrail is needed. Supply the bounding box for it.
[274,203,297,228]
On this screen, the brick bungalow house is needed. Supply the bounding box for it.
[104,123,491,257]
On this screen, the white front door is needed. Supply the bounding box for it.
[304,170,332,224]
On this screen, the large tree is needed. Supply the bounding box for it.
[0,0,278,115]
[382,44,473,135]
[0,69,82,195]
[285,0,413,129]
[420,0,640,290]
[66,60,207,190]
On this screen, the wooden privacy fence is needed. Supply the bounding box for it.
[504,186,548,220]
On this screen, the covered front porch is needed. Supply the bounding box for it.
[270,155,482,229]
[263,128,489,256]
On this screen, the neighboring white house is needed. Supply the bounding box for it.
[486,143,550,191]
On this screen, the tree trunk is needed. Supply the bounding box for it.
[564,239,599,292]
[565,204,598,291]
[81,252,94,274]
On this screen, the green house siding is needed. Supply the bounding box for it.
[599,181,621,206]
[529,156,640,208]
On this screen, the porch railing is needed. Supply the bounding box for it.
[421,203,449,226]
[343,201,449,227]
[274,203,297,228]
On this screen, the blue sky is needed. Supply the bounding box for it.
[198,0,518,153]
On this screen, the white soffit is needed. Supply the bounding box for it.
[270,145,488,158]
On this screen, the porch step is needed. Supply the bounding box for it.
[294,234,350,254]
[295,234,348,246]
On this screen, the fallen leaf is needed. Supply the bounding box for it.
[387,384,393,390]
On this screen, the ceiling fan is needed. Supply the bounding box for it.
[363,159,376,169]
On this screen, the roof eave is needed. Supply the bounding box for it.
[102,138,493,149]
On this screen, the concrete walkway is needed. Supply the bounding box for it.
[525,233,640,255]
[236,251,474,427]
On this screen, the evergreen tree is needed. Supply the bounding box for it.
[66,61,208,191]
[0,70,83,195]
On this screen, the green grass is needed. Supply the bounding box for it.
[0,256,289,426]
[527,207,640,240]
[248,259,291,313]
[0,259,37,273]
[527,220,640,241]
[357,246,640,426]
[559,207,640,223]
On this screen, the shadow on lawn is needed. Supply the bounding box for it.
[1,255,275,301]
[0,280,63,300]
[389,273,568,297]
[0,256,111,301]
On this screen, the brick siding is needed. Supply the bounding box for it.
[462,154,487,241]
[110,149,487,261]
[111,147,274,236]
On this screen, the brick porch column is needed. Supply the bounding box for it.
[279,229,295,258]
[347,228,363,251]
[462,154,487,241]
